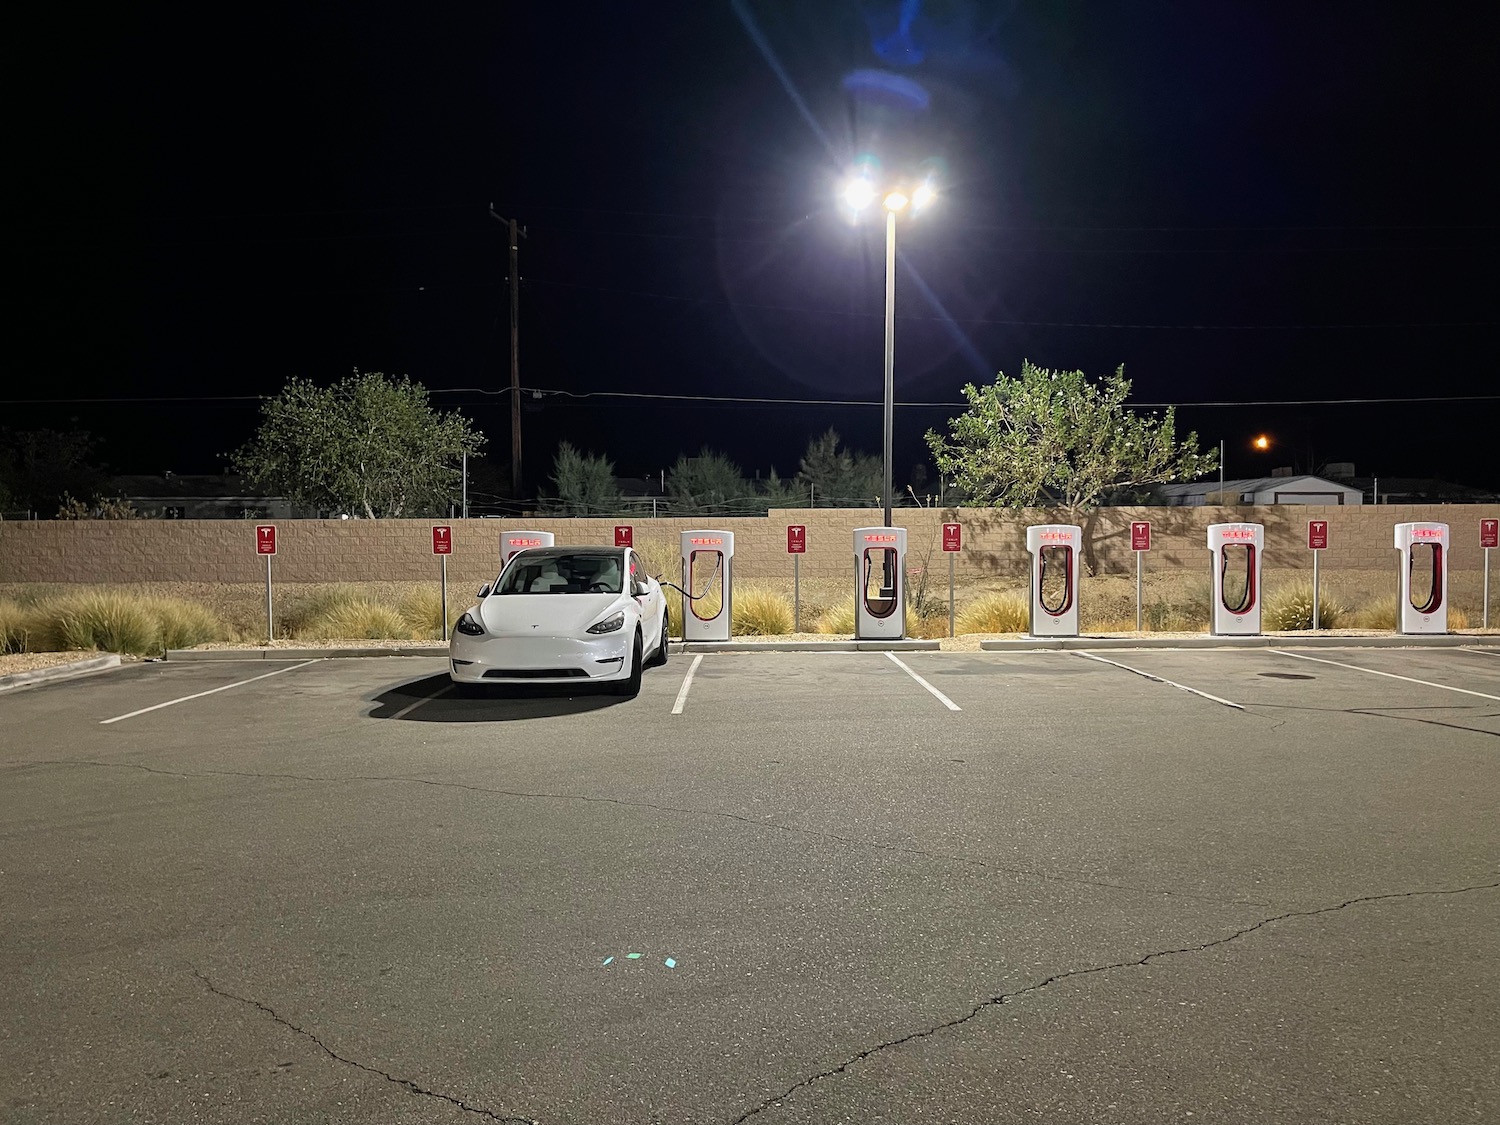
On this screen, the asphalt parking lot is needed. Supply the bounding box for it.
[4,646,1499,1124]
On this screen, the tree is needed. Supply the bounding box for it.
[0,428,107,516]
[795,429,883,507]
[231,371,485,518]
[925,360,1217,517]
[542,442,620,515]
[56,493,140,519]
[666,448,751,513]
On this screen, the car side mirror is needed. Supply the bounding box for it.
[477,584,491,598]
[631,579,649,598]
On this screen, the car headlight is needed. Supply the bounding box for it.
[455,612,485,636]
[586,611,626,635]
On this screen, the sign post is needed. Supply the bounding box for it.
[942,523,962,637]
[1130,521,1151,632]
[255,525,277,644]
[1482,519,1498,629]
[1308,520,1329,630]
[432,525,453,640]
[786,525,806,632]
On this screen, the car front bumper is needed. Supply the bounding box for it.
[448,630,632,684]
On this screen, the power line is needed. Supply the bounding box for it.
[525,276,1492,332]
[7,390,1498,409]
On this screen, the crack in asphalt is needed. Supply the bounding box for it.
[191,968,536,1123]
[10,758,1265,907]
[725,879,1500,1125]
[1249,701,1500,740]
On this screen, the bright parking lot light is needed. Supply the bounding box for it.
[843,178,877,212]
[912,182,936,211]
[883,190,909,212]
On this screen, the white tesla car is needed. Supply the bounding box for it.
[448,546,669,695]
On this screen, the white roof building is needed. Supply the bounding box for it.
[1158,475,1364,506]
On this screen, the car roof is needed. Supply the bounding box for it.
[509,546,626,559]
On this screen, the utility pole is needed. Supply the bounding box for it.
[489,206,527,500]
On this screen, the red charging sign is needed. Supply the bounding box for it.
[614,525,633,548]
[255,525,277,555]
[1483,519,1499,549]
[1131,522,1151,551]
[786,525,806,554]
[432,525,452,555]
[942,523,962,552]
[1308,520,1328,551]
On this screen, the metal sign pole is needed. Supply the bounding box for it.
[265,554,274,645]
[1312,550,1321,631]
[793,554,800,633]
[1135,551,1143,633]
[948,552,955,637]
[441,554,449,641]
[1485,546,1491,630]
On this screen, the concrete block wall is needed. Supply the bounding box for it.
[2,505,1496,588]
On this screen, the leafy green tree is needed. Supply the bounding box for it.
[926,361,1217,517]
[758,467,804,510]
[56,493,140,520]
[0,428,107,516]
[542,441,621,515]
[795,429,883,507]
[667,448,751,513]
[231,371,485,518]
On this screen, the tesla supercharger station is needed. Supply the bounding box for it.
[854,527,906,640]
[1394,522,1449,634]
[501,529,553,564]
[1207,523,1264,635]
[1025,524,1082,637]
[681,530,733,642]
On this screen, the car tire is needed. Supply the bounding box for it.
[648,613,669,667]
[613,630,643,696]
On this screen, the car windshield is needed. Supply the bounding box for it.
[495,551,624,595]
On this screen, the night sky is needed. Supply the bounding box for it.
[8,1,1498,502]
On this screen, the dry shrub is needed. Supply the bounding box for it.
[1352,594,1467,631]
[1263,581,1350,630]
[631,538,680,584]
[956,591,1028,635]
[297,598,412,640]
[152,598,226,649]
[908,610,951,639]
[43,591,158,655]
[732,585,794,636]
[815,599,857,635]
[398,584,462,639]
[0,599,36,653]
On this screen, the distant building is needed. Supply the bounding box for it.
[1158,475,1364,507]
[109,473,316,519]
[1320,464,1499,504]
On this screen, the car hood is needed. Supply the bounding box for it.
[476,593,625,637]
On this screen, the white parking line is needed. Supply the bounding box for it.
[671,654,704,715]
[389,682,453,720]
[1462,647,1500,660]
[1272,650,1500,701]
[99,660,321,725]
[885,652,962,711]
[1075,651,1244,710]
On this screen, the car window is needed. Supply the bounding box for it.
[494,553,624,595]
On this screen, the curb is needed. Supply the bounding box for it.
[163,635,1499,660]
[680,639,942,653]
[0,654,122,693]
[166,647,449,662]
[980,634,1500,652]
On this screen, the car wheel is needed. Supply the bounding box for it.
[613,630,643,696]
[648,613,669,667]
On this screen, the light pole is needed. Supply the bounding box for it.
[842,174,935,530]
